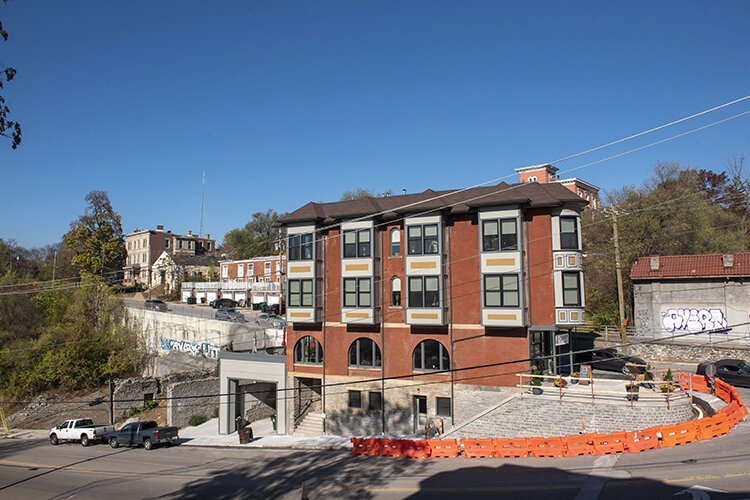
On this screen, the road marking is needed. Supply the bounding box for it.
[674,485,726,500]
[574,455,624,500]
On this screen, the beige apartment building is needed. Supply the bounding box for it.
[123,225,216,288]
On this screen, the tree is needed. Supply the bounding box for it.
[339,188,394,201]
[62,191,125,280]
[0,4,22,149]
[222,209,283,259]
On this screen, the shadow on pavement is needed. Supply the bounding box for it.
[160,451,428,499]
[406,462,750,500]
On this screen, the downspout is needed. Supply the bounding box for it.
[523,213,532,368]
[321,233,327,435]
[380,225,386,435]
[447,221,455,427]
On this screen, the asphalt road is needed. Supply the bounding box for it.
[3,392,750,500]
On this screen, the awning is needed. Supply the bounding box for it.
[252,295,265,304]
[267,296,280,305]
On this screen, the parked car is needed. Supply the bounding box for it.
[49,418,115,446]
[106,420,178,450]
[257,313,285,328]
[210,298,238,309]
[589,348,646,375]
[697,359,750,388]
[144,299,167,312]
[215,308,245,322]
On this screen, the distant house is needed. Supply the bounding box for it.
[123,225,216,288]
[151,252,220,295]
[631,253,750,341]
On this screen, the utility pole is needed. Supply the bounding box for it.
[52,250,57,283]
[610,209,628,353]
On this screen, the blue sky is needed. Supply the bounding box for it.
[1,1,749,248]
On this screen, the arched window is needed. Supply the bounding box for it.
[390,228,401,256]
[294,336,323,364]
[413,340,449,371]
[391,276,401,307]
[348,338,382,368]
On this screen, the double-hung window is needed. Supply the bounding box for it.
[343,278,371,308]
[288,279,313,307]
[343,229,371,258]
[407,224,439,255]
[408,276,440,308]
[484,274,520,307]
[482,219,518,252]
[560,217,579,250]
[562,272,581,306]
[288,233,314,260]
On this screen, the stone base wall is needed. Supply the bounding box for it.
[242,382,276,423]
[167,377,219,427]
[452,395,694,438]
[322,376,514,436]
[595,337,750,363]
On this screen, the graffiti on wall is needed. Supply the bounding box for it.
[159,337,221,359]
[661,308,727,334]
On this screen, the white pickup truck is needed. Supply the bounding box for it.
[49,418,115,447]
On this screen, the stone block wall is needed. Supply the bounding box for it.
[113,378,159,419]
[241,382,276,423]
[596,338,750,363]
[452,395,694,438]
[167,377,219,427]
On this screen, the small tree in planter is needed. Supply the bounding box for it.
[659,368,675,393]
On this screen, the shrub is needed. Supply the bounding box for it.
[188,415,208,427]
[143,399,157,411]
[212,407,219,418]
[126,407,140,418]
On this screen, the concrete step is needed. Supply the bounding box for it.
[293,412,324,436]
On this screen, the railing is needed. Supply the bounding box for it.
[181,281,280,292]
[293,398,320,428]
[516,372,689,409]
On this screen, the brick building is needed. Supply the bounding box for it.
[278,180,589,436]
[123,225,216,288]
[516,164,600,209]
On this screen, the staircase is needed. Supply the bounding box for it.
[293,412,324,436]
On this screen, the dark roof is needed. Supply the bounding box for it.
[278,181,586,225]
[171,254,220,267]
[631,253,750,280]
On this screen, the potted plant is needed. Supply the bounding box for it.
[660,368,675,393]
[571,371,580,385]
[530,366,543,395]
[642,364,655,390]
[626,380,640,401]
[554,376,568,389]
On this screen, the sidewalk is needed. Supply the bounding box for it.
[178,418,352,451]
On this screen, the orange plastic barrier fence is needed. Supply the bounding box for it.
[715,380,732,403]
[379,439,401,457]
[400,440,431,459]
[592,432,626,455]
[462,438,495,458]
[492,438,530,458]
[428,439,460,458]
[351,438,365,455]
[527,437,566,457]
[691,375,710,393]
[721,401,745,427]
[562,434,595,457]
[661,422,699,447]
[625,427,661,454]
[696,414,731,440]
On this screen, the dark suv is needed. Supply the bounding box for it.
[210,298,238,309]
[144,299,167,312]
